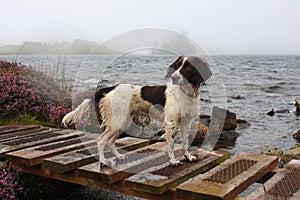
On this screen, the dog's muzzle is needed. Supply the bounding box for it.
[171,71,181,84]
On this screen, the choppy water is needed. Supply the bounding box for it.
[1,54,299,155]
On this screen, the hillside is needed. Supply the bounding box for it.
[0,39,119,55]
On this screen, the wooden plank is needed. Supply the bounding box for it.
[0,127,59,143]
[125,149,230,194]
[247,159,300,200]
[78,142,185,184]
[176,153,278,200]
[0,124,40,135]
[6,133,98,166]
[0,129,83,157]
[41,137,149,173]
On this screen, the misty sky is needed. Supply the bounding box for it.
[1,0,300,55]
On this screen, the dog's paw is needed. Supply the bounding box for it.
[116,154,126,160]
[170,159,183,166]
[185,153,197,162]
[99,159,111,167]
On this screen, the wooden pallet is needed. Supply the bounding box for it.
[41,137,149,173]
[176,153,278,200]
[125,149,230,194]
[247,159,300,200]
[1,125,291,200]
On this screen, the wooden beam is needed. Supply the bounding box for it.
[0,125,40,135]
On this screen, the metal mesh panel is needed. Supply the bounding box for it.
[268,168,300,197]
[206,159,257,183]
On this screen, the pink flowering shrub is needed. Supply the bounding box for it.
[0,161,23,200]
[0,61,72,127]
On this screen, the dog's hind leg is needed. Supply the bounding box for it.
[97,131,110,166]
[180,118,197,162]
[107,129,126,160]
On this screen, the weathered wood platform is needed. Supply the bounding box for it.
[1,124,298,200]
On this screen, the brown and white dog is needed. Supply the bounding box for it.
[62,56,212,166]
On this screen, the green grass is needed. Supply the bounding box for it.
[0,114,51,127]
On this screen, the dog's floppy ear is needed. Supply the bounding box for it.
[190,57,212,88]
[165,56,183,78]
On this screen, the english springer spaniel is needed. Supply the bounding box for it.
[62,56,212,166]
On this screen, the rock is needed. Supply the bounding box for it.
[262,145,283,157]
[262,145,285,167]
[266,109,275,116]
[295,99,300,115]
[282,148,300,165]
[191,122,239,148]
[199,114,211,127]
[211,106,237,131]
[230,95,245,100]
[192,123,209,144]
[293,130,300,141]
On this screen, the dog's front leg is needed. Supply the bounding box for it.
[180,118,197,162]
[165,121,182,166]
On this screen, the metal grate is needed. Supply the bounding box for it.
[152,155,210,177]
[116,148,157,165]
[268,168,300,197]
[206,159,257,184]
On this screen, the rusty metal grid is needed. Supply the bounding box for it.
[152,155,210,177]
[205,159,257,184]
[268,168,300,197]
[115,148,157,165]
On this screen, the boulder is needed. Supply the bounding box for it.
[293,130,300,142]
[211,106,237,131]
[295,99,300,115]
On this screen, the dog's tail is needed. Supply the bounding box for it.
[62,85,117,127]
[62,98,92,127]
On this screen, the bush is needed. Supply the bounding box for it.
[0,61,72,127]
[0,161,23,200]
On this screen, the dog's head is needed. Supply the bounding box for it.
[167,56,212,88]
